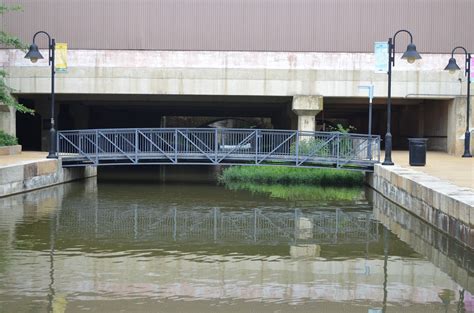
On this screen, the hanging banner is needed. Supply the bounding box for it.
[374,42,389,73]
[55,43,68,73]
[471,57,474,79]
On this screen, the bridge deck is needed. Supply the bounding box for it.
[57,128,380,171]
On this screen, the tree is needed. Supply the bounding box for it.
[0,4,33,114]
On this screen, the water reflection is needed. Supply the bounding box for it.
[0,179,472,312]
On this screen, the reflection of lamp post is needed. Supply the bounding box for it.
[383,30,422,165]
[369,227,389,313]
[382,227,389,313]
[24,31,57,158]
[444,47,472,158]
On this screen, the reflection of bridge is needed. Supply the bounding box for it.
[58,207,379,245]
[58,128,380,170]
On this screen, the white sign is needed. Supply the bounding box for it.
[471,57,474,79]
[374,42,389,73]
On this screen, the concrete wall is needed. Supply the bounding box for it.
[448,97,474,156]
[0,104,15,136]
[366,165,474,249]
[0,159,96,197]
[2,49,473,155]
[2,50,466,98]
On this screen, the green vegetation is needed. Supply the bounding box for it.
[224,182,364,201]
[0,130,18,146]
[0,4,33,114]
[219,166,364,186]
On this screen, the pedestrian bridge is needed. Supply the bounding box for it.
[58,128,380,171]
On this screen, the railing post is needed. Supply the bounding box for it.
[95,130,99,165]
[135,129,139,164]
[215,128,218,163]
[295,130,299,166]
[255,129,259,164]
[174,129,178,163]
[336,133,340,168]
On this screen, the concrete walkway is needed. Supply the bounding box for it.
[0,151,48,167]
[389,150,474,190]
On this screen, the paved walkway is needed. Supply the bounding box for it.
[1,150,472,190]
[0,151,48,167]
[389,150,474,190]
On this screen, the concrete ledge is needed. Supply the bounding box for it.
[0,158,97,198]
[366,164,474,249]
[0,145,21,155]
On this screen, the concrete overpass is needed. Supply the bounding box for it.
[0,0,473,156]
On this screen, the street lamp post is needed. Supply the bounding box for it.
[383,30,422,165]
[24,31,57,158]
[444,47,472,158]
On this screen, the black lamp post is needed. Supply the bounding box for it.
[383,30,422,165]
[24,31,57,158]
[444,47,472,158]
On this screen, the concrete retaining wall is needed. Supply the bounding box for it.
[366,165,474,249]
[0,159,96,198]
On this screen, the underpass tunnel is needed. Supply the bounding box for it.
[322,97,450,152]
[14,94,451,153]
[14,94,293,152]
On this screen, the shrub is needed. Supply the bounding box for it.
[0,130,18,146]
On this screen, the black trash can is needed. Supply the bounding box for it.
[408,138,428,166]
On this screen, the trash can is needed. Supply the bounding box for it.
[408,138,428,166]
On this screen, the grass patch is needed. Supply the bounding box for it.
[218,166,364,186]
[224,182,364,201]
[0,130,18,146]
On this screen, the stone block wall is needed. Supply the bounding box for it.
[366,164,474,249]
[371,189,473,293]
[0,159,96,197]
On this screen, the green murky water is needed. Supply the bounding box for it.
[0,178,472,313]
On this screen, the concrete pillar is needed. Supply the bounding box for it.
[447,97,473,156]
[291,96,323,132]
[0,103,16,136]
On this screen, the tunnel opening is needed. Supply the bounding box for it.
[13,94,449,153]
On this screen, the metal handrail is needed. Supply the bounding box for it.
[57,128,380,170]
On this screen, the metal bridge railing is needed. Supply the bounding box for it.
[57,128,380,170]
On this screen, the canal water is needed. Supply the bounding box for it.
[0,178,472,312]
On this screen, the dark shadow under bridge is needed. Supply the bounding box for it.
[57,128,381,171]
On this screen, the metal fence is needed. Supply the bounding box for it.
[57,128,380,170]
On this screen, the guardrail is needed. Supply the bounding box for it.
[57,128,380,170]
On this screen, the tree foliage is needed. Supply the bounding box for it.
[0,4,33,114]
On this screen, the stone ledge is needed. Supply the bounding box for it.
[0,145,21,156]
[0,158,97,198]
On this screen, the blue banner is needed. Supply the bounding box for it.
[374,42,389,73]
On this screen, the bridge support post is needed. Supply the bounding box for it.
[292,96,323,132]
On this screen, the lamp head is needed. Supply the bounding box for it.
[401,43,422,64]
[444,57,460,74]
[24,43,44,63]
